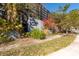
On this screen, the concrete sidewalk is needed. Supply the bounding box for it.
[48,35,79,56]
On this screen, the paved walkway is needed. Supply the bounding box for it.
[45,34,65,41]
[48,34,79,56]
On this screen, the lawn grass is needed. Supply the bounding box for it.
[0,35,75,56]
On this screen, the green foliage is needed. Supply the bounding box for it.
[0,35,75,56]
[52,4,70,24]
[59,9,79,29]
[30,29,46,39]
[0,19,6,25]
[63,4,70,12]
[22,32,31,38]
[52,4,79,30]
[0,33,9,43]
[0,18,21,43]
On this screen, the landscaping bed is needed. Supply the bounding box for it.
[0,35,75,56]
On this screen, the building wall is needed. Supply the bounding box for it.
[0,3,50,20]
[25,3,50,20]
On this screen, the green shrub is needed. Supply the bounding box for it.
[0,33,9,43]
[0,32,14,44]
[30,29,46,39]
[0,18,6,25]
[22,32,31,38]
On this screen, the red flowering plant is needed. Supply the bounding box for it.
[42,18,52,29]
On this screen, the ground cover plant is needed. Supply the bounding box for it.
[0,35,75,56]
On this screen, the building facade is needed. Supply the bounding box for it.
[25,3,50,20]
[0,3,50,20]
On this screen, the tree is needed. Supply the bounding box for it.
[5,3,17,22]
[52,4,70,23]
[52,4,70,32]
[59,9,79,31]
[63,4,70,13]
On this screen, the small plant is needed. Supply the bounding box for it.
[30,29,46,39]
[0,18,6,26]
[23,32,31,38]
[0,33,9,44]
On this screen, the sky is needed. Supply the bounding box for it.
[43,3,79,13]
